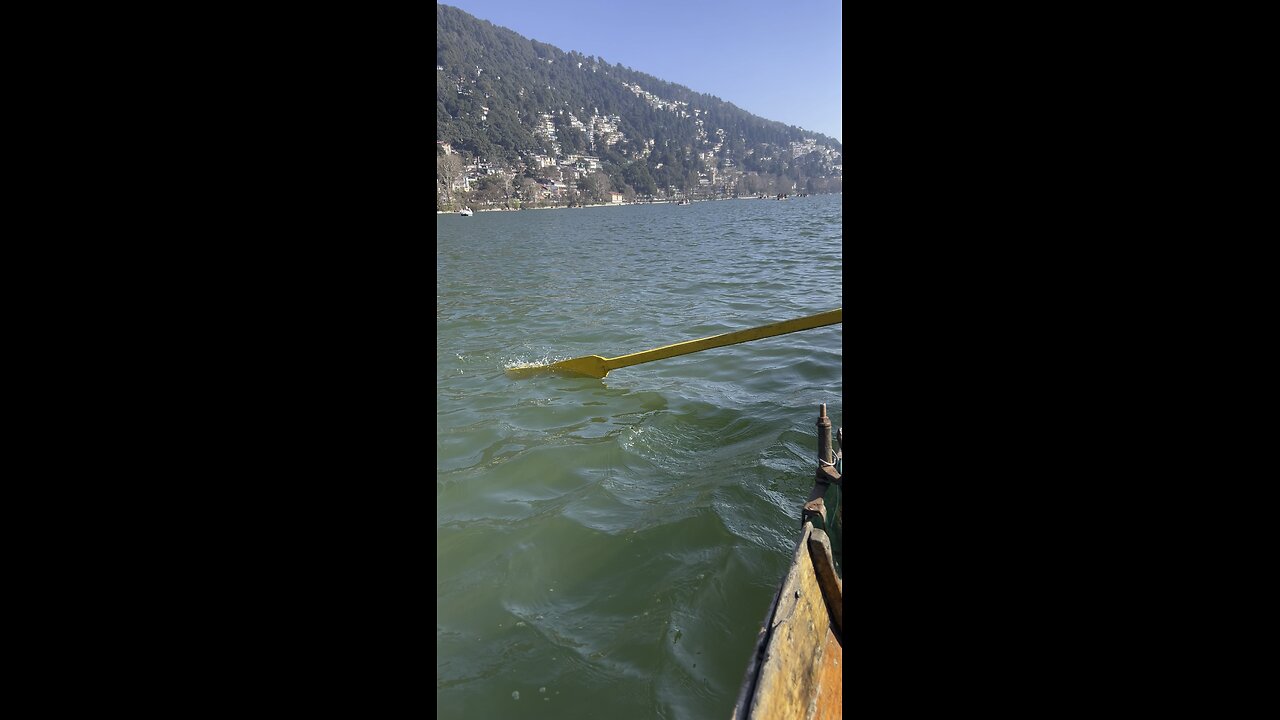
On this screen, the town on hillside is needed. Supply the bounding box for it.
[437,73,841,211]
[437,121,842,212]
[435,9,842,212]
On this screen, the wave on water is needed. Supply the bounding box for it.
[438,194,842,719]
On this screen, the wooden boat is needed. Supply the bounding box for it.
[732,404,842,720]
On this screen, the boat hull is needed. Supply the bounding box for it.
[733,405,842,719]
[732,520,842,719]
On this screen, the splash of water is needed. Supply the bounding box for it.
[503,353,566,373]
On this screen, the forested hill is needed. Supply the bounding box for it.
[437,3,842,201]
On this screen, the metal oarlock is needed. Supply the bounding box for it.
[805,404,842,527]
[816,403,832,467]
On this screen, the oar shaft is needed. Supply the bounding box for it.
[604,309,841,372]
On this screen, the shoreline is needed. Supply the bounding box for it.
[436,193,837,214]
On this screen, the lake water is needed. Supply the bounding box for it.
[437,194,842,718]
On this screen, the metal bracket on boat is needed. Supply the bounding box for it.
[817,432,842,485]
[803,497,828,531]
[816,462,842,486]
[804,404,842,528]
[814,405,842,487]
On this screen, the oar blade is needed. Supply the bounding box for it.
[551,355,611,378]
[505,355,611,379]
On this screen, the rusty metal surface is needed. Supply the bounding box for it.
[803,497,828,531]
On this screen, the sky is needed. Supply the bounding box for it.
[438,0,842,143]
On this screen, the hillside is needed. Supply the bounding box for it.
[436,3,842,208]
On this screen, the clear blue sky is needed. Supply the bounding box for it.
[439,0,842,143]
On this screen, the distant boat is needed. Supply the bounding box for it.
[459,207,473,216]
[677,199,691,206]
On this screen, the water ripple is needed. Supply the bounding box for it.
[437,193,842,719]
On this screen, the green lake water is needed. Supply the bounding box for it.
[437,194,843,718]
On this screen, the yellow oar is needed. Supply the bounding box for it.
[509,309,841,379]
